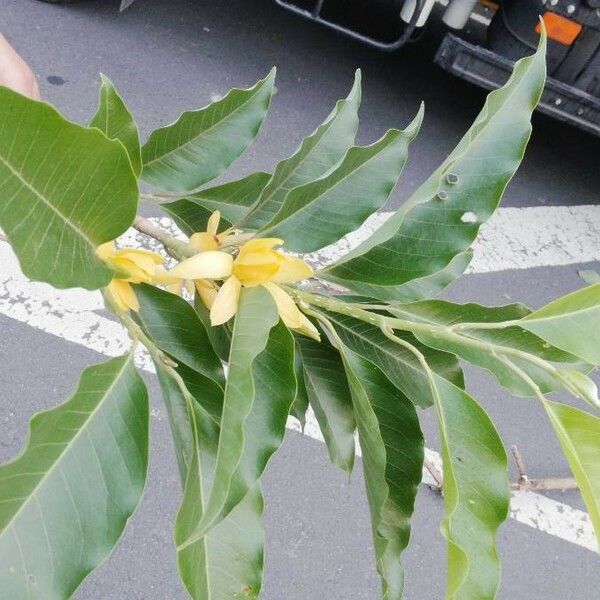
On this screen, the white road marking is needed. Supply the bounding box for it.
[1,204,599,552]
[308,204,600,271]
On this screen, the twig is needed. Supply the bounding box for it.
[509,444,577,491]
[510,478,578,492]
[510,445,529,484]
[424,460,443,493]
[132,216,195,260]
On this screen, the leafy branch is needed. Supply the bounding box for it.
[2,27,600,600]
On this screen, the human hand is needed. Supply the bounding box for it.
[0,34,40,99]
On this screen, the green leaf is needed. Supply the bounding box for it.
[141,70,276,191]
[337,344,423,599]
[520,283,600,365]
[323,311,464,408]
[432,373,509,600]
[544,400,600,543]
[194,294,232,363]
[290,341,310,428]
[135,283,225,388]
[158,371,265,600]
[297,336,356,473]
[161,172,270,236]
[241,70,362,230]
[222,320,296,517]
[330,250,473,304]
[579,270,600,286]
[259,109,424,253]
[0,87,138,290]
[0,355,149,598]
[391,299,591,398]
[90,74,142,177]
[322,35,546,300]
[180,287,290,543]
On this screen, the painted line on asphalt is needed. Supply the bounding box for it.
[1,204,599,552]
[308,204,600,271]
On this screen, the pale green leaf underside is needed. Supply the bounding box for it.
[90,74,142,177]
[260,108,424,253]
[141,70,275,192]
[323,311,464,408]
[392,299,590,397]
[241,70,362,230]
[521,283,600,365]
[323,35,546,299]
[544,400,600,544]
[0,86,139,289]
[0,355,149,599]
[433,373,509,600]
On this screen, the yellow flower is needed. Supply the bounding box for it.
[209,238,319,340]
[189,210,239,252]
[167,211,238,304]
[97,242,166,312]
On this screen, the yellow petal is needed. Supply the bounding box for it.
[272,254,313,284]
[238,238,283,256]
[110,257,149,283]
[108,279,140,312]
[207,210,221,235]
[262,282,304,329]
[152,267,181,285]
[117,248,165,266]
[233,259,280,286]
[210,276,241,325]
[190,232,220,252]
[97,242,116,260]
[170,251,233,280]
[195,279,217,309]
[296,313,321,341]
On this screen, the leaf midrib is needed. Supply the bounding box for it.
[0,355,132,538]
[0,153,97,249]
[263,131,400,232]
[143,80,269,169]
[250,97,350,220]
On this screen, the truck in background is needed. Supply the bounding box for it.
[275,0,600,136]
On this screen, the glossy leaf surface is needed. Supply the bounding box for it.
[162,172,271,236]
[338,344,423,599]
[297,336,356,473]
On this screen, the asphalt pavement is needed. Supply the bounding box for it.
[1,0,600,598]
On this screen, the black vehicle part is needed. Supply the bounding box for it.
[488,0,600,96]
[274,0,424,51]
[436,33,600,137]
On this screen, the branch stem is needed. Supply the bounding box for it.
[132,216,196,260]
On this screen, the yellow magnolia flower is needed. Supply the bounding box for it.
[167,210,238,305]
[189,210,239,252]
[97,242,166,312]
[209,237,320,340]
